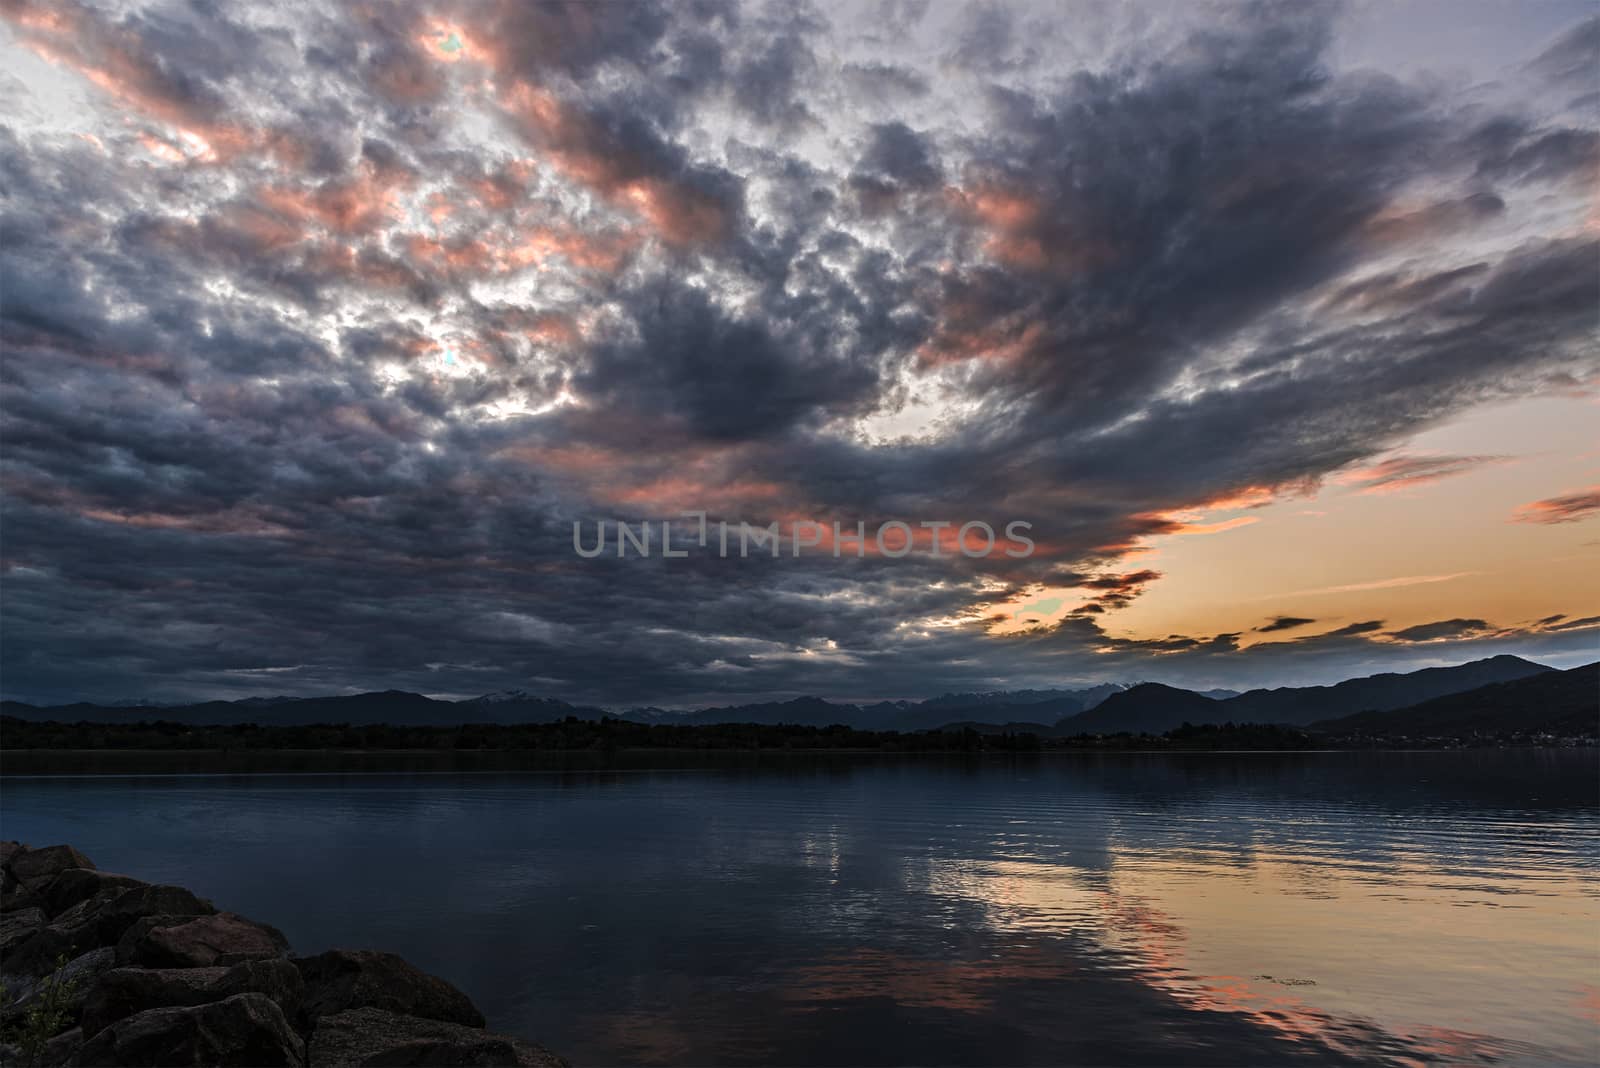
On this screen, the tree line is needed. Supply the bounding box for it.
[0,716,1326,752]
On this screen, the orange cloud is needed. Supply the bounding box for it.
[1334,453,1506,495]
[258,161,413,238]
[1162,515,1260,536]
[1361,192,1504,246]
[1511,485,1600,524]
[497,82,733,246]
[947,181,1117,275]
[3,0,306,167]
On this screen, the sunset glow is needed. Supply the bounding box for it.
[0,0,1595,705]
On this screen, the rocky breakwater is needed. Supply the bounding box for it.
[0,842,566,1066]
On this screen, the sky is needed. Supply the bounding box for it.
[0,0,1596,707]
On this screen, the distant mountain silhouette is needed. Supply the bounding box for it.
[677,696,855,728]
[1053,655,1554,735]
[1315,661,1598,737]
[670,693,1089,731]
[0,690,607,727]
[0,656,1559,732]
[930,720,1060,735]
[1218,654,1553,725]
[920,684,1122,712]
[1056,683,1226,735]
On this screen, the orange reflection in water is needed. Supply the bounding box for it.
[916,829,1598,1066]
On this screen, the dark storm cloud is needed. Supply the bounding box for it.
[840,61,930,103]
[857,122,941,188]
[729,25,819,129]
[1546,615,1600,632]
[1321,621,1387,638]
[1257,617,1317,633]
[945,3,1037,74]
[1527,15,1599,89]
[571,280,881,441]
[475,0,679,79]
[1473,124,1600,185]
[1387,619,1493,643]
[0,0,1595,705]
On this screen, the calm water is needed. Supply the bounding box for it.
[3,751,1597,1066]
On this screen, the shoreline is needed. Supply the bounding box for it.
[0,842,567,1066]
[2,745,1589,778]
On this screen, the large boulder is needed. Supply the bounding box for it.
[40,869,147,919]
[5,922,99,978]
[8,846,95,890]
[0,1026,85,1068]
[295,949,486,1028]
[115,916,192,964]
[77,991,305,1067]
[307,1007,567,1067]
[118,911,287,968]
[2,946,116,1028]
[92,884,215,943]
[4,884,212,976]
[48,888,134,934]
[0,905,46,956]
[41,1027,84,1067]
[0,841,28,869]
[1,884,43,915]
[80,958,303,1037]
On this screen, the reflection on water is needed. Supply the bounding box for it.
[3,751,1596,1065]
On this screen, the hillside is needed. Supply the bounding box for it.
[1049,655,1555,735]
[0,691,609,728]
[1218,654,1554,725]
[0,656,1562,734]
[1317,662,1599,738]
[1055,683,1225,735]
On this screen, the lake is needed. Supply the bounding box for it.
[2,751,1596,1065]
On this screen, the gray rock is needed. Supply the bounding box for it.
[118,911,288,968]
[80,957,303,1037]
[77,991,305,1067]
[49,891,126,934]
[0,841,28,870]
[2,946,116,1027]
[0,905,46,956]
[8,846,94,890]
[0,1026,87,1068]
[1,886,44,915]
[3,883,200,976]
[295,948,486,1028]
[5,924,94,978]
[308,1007,567,1067]
[92,884,215,943]
[113,916,205,965]
[41,1026,84,1067]
[40,869,147,919]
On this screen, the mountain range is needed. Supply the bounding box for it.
[1318,661,1598,738]
[1054,654,1554,735]
[1,655,1591,740]
[0,684,1125,730]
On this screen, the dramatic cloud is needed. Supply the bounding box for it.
[1,0,1595,704]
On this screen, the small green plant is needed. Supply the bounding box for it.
[7,954,78,1068]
